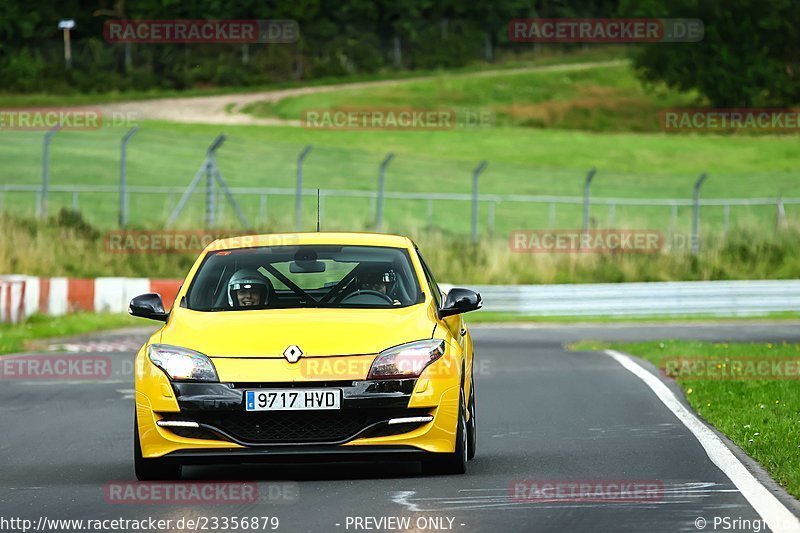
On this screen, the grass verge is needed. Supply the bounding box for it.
[570,339,800,499]
[3,211,800,283]
[0,312,139,355]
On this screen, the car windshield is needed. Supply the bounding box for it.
[185,245,422,311]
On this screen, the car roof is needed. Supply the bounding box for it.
[207,232,415,252]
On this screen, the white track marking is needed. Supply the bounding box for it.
[605,349,800,533]
[392,491,421,512]
[391,483,739,512]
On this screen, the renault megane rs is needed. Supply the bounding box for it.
[129,232,481,480]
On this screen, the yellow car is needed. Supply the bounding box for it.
[130,232,481,480]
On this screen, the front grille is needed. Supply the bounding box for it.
[165,408,430,445]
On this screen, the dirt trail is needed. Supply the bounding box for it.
[99,59,626,126]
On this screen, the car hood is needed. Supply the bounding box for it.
[159,304,434,357]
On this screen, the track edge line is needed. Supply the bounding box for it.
[604,349,800,533]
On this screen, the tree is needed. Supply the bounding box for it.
[619,0,800,107]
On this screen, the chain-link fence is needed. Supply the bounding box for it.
[0,127,796,246]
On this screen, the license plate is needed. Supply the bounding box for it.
[245,389,341,411]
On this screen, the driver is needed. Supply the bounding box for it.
[227,268,272,308]
[358,267,401,304]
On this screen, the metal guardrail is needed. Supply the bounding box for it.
[462,280,800,316]
[2,276,798,321]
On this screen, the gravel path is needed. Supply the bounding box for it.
[98,60,626,126]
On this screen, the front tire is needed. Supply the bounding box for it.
[423,395,467,475]
[134,414,182,481]
[467,378,477,460]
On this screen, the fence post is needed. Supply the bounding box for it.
[204,135,227,229]
[206,159,215,228]
[549,202,555,228]
[295,145,313,231]
[724,204,730,232]
[40,126,61,219]
[119,126,138,227]
[72,191,78,211]
[671,203,678,231]
[582,167,596,232]
[776,196,787,229]
[259,194,267,227]
[488,201,495,234]
[167,134,227,228]
[608,203,616,228]
[375,153,394,231]
[471,161,488,243]
[216,186,223,226]
[692,173,708,254]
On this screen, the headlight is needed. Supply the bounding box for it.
[147,344,219,382]
[368,339,446,380]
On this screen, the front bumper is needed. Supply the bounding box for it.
[162,380,431,447]
[136,376,461,459]
[161,446,431,465]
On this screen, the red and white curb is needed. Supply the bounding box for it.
[0,275,181,323]
[0,278,26,323]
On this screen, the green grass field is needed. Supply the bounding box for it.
[0,57,798,239]
[242,61,699,133]
[570,340,800,499]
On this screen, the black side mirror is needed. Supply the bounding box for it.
[129,293,168,322]
[439,288,482,318]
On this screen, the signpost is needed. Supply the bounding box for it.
[58,19,75,69]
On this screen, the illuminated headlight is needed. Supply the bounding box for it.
[147,344,218,382]
[368,340,446,380]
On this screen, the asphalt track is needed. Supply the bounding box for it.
[1,322,799,533]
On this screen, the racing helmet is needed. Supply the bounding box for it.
[360,266,397,294]
[227,268,271,308]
